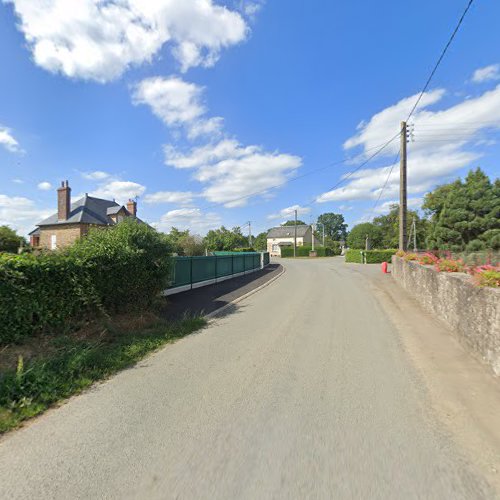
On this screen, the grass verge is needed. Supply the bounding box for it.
[0,315,205,434]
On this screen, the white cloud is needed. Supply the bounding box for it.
[267,204,311,220]
[132,76,223,139]
[90,180,146,203]
[81,170,110,180]
[472,64,500,83]
[165,139,302,207]
[0,126,21,153]
[144,191,195,205]
[4,0,247,82]
[12,178,24,184]
[372,197,423,215]
[37,181,52,191]
[154,207,221,234]
[0,194,51,235]
[317,84,500,205]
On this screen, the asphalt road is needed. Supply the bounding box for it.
[0,258,496,499]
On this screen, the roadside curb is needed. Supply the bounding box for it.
[204,264,285,321]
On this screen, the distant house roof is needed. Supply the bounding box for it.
[267,225,311,238]
[37,195,135,227]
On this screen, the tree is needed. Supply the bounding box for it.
[316,212,348,241]
[253,232,268,251]
[423,168,500,251]
[0,225,25,253]
[203,226,248,251]
[282,220,306,226]
[346,223,383,249]
[372,204,427,249]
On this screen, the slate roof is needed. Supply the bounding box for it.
[37,195,130,227]
[267,225,311,238]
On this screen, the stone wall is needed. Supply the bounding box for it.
[392,256,500,375]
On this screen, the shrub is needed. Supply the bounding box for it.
[69,219,171,312]
[364,249,397,264]
[403,253,418,261]
[0,220,171,345]
[233,247,255,252]
[419,253,439,265]
[395,250,406,257]
[281,246,333,257]
[345,249,363,263]
[435,258,465,273]
[472,268,500,288]
[0,252,99,343]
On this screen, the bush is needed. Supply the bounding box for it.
[345,249,364,263]
[472,268,500,288]
[0,253,99,343]
[69,220,171,312]
[404,253,419,261]
[233,247,255,252]
[280,246,334,257]
[435,258,465,273]
[0,220,171,344]
[364,249,397,264]
[419,253,439,265]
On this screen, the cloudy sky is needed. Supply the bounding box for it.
[1,0,499,236]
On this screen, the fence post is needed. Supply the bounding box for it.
[215,255,218,284]
[190,257,193,290]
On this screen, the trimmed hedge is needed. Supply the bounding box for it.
[280,246,334,257]
[345,249,364,263]
[0,220,171,344]
[345,249,397,264]
[365,249,398,263]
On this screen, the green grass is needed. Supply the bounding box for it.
[0,316,205,433]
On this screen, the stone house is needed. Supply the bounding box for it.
[266,225,321,257]
[29,180,142,250]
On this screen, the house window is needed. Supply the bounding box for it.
[51,234,57,250]
[272,244,279,252]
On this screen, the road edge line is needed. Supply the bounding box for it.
[204,264,285,321]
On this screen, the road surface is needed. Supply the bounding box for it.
[0,258,497,499]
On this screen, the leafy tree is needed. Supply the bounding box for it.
[346,223,383,249]
[165,227,205,256]
[203,226,248,251]
[253,231,268,251]
[0,225,25,253]
[372,204,428,249]
[423,168,500,251]
[316,213,348,241]
[282,220,306,226]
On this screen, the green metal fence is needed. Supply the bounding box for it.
[167,252,270,293]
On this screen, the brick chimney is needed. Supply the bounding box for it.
[126,198,137,217]
[57,180,71,221]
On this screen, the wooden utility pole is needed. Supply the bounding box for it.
[294,209,297,258]
[248,221,252,248]
[399,121,408,251]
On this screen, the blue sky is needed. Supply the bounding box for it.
[1,0,499,236]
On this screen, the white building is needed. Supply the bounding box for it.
[267,225,321,257]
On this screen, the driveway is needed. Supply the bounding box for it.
[0,257,497,499]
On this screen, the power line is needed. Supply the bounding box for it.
[369,0,476,219]
[406,0,475,121]
[299,132,401,210]
[199,134,400,212]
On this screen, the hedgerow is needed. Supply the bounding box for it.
[0,220,172,344]
[345,249,397,264]
[280,246,334,257]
